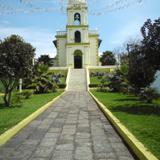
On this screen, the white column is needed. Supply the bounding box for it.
[19,79,22,93]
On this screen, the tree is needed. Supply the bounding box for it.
[127,44,156,94]
[120,53,129,65]
[141,18,160,70]
[30,64,57,94]
[100,51,116,66]
[0,35,35,107]
[37,55,53,67]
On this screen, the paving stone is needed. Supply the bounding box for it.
[30,158,47,160]
[76,132,90,139]
[75,147,93,160]
[95,152,117,159]
[77,126,90,133]
[0,90,135,160]
[56,143,74,151]
[44,133,59,139]
[51,150,73,160]
[33,146,54,158]
[75,138,91,143]
[48,127,62,133]
[40,138,57,147]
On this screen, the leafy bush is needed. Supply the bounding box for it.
[107,71,122,92]
[0,81,4,92]
[97,85,110,92]
[139,88,160,103]
[11,90,33,106]
[52,74,61,84]
[89,84,99,88]
[30,64,57,94]
[57,84,66,89]
[100,51,116,65]
[12,92,23,106]
[90,72,105,78]
[21,90,33,99]
[51,83,58,92]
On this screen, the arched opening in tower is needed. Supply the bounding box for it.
[75,31,81,43]
[74,13,81,25]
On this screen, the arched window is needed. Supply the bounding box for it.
[75,31,81,43]
[74,13,81,25]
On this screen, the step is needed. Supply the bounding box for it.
[67,69,87,91]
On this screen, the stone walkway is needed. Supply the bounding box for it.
[0,91,135,160]
[0,69,135,160]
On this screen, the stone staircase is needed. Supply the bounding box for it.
[67,69,87,91]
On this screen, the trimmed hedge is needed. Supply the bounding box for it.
[89,84,99,88]
[89,84,109,88]
[57,84,66,89]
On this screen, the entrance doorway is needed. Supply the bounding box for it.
[74,50,83,69]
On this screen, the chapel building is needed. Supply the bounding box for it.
[54,0,101,68]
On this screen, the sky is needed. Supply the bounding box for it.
[0,0,160,58]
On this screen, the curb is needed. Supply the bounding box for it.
[0,91,65,146]
[89,90,158,160]
[86,67,90,91]
[65,67,70,91]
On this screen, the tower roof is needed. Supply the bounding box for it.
[68,0,86,4]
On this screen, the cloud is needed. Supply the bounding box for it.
[0,20,10,25]
[0,25,56,58]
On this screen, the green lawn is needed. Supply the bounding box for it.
[0,91,63,135]
[89,68,111,73]
[91,90,160,159]
[90,77,102,85]
[48,69,68,85]
[89,68,111,85]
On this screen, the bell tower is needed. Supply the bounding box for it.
[67,0,88,26]
[66,0,89,44]
[54,0,100,68]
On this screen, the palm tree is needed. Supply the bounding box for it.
[31,64,57,94]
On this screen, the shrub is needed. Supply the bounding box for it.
[90,72,105,78]
[21,90,33,99]
[12,92,23,106]
[11,90,33,106]
[0,81,4,92]
[139,88,159,103]
[30,64,58,94]
[97,85,110,92]
[51,83,58,92]
[57,84,66,89]
[52,74,61,84]
[108,72,122,92]
[89,84,99,88]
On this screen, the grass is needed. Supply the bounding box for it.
[48,69,68,84]
[89,68,111,73]
[48,69,68,76]
[91,90,160,159]
[90,77,102,85]
[0,91,63,135]
[89,69,110,85]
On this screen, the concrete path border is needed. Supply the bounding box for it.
[89,90,158,160]
[65,67,70,91]
[0,91,65,146]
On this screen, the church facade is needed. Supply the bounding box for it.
[54,0,101,68]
